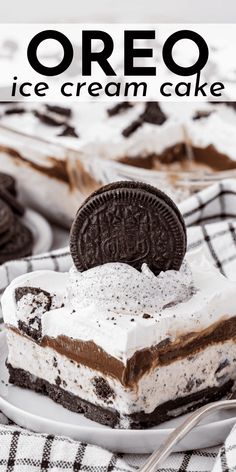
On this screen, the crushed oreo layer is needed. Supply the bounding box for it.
[92,376,114,401]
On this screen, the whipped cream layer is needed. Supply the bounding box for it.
[0,101,227,161]
[68,261,193,317]
[2,248,236,363]
[0,102,185,160]
[187,111,236,162]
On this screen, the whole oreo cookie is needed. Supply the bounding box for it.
[0,219,33,264]
[0,223,15,248]
[70,181,187,275]
[0,188,25,216]
[0,172,16,196]
[0,199,14,236]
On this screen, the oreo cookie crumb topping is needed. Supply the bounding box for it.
[209,101,236,111]
[4,108,26,115]
[107,102,133,117]
[58,125,79,138]
[211,101,236,110]
[34,110,67,127]
[46,104,72,117]
[143,313,151,319]
[122,117,143,137]
[141,102,167,125]
[193,110,213,120]
[92,377,114,400]
[122,102,167,137]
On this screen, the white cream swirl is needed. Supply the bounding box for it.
[68,261,194,317]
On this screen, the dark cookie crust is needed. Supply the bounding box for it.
[7,364,233,429]
[70,181,186,275]
[5,108,26,115]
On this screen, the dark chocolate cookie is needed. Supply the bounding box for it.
[0,188,24,216]
[0,223,15,247]
[85,181,186,240]
[0,219,33,264]
[70,181,187,275]
[0,172,16,196]
[0,199,14,235]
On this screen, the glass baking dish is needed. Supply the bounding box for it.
[0,119,235,229]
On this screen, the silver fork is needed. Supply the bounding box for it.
[139,399,236,472]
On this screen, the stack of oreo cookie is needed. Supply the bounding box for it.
[0,173,33,264]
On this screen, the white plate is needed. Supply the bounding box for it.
[23,209,53,255]
[0,331,235,454]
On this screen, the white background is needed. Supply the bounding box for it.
[0,0,236,23]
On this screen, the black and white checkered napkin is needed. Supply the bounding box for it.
[1,179,236,471]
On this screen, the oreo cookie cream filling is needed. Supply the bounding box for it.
[2,182,236,428]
